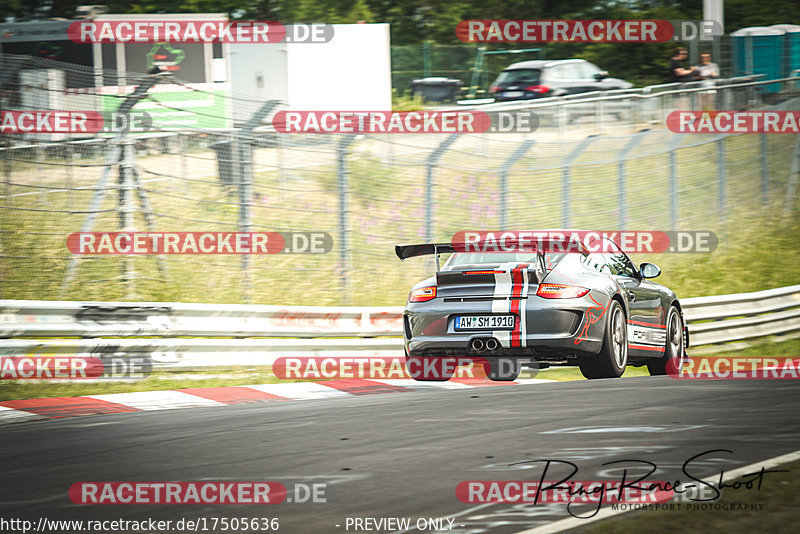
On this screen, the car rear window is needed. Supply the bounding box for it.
[496,69,541,84]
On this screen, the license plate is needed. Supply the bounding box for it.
[503,91,524,97]
[454,315,515,330]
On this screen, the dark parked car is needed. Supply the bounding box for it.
[489,59,633,101]
[396,233,688,381]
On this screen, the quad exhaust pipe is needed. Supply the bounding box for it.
[470,337,500,352]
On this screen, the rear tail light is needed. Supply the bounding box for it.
[489,84,499,93]
[409,286,437,302]
[536,284,590,299]
[525,85,550,93]
[464,270,505,275]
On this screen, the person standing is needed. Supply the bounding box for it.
[670,47,697,82]
[697,51,720,110]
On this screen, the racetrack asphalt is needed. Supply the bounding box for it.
[1,376,798,533]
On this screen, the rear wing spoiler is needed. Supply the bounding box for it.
[395,242,547,274]
[395,243,455,261]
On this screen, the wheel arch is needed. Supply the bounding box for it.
[612,292,628,319]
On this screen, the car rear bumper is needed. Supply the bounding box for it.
[404,295,605,357]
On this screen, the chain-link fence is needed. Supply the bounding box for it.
[1,54,799,306]
[390,37,744,99]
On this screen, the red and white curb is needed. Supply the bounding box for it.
[0,378,553,426]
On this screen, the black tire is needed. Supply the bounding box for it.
[483,357,522,381]
[578,300,627,379]
[405,350,454,382]
[648,306,685,376]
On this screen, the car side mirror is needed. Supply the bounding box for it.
[639,262,661,279]
[594,71,609,81]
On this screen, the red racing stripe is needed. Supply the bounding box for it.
[628,320,666,329]
[629,344,666,352]
[509,265,524,347]
[178,387,288,404]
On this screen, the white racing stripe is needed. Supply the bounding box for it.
[87,391,225,411]
[0,405,46,425]
[369,378,472,389]
[492,265,514,347]
[520,267,530,348]
[245,382,353,399]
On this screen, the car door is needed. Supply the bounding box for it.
[602,239,667,356]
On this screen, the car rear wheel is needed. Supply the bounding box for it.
[647,306,685,376]
[578,300,627,379]
[483,357,522,381]
[405,351,454,382]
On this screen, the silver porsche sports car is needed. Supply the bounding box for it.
[396,233,688,381]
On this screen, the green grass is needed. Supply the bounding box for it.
[581,459,800,533]
[1,131,797,306]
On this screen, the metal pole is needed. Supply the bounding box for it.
[130,165,168,280]
[236,135,251,301]
[498,139,535,229]
[561,136,597,228]
[717,137,726,222]
[119,139,136,299]
[425,134,459,241]
[65,142,74,207]
[669,149,678,228]
[468,47,486,99]
[616,133,646,229]
[423,41,431,78]
[337,134,357,304]
[4,139,12,198]
[760,133,769,207]
[667,133,684,230]
[236,100,281,302]
[783,137,800,218]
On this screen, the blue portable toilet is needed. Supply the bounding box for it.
[769,24,800,77]
[732,26,784,93]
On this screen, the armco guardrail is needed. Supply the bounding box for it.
[0,284,798,366]
[0,301,403,338]
[681,284,800,346]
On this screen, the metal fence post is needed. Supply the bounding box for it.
[119,138,136,299]
[717,137,727,222]
[616,133,647,229]
[2,138,10,198]
[561,136,596,228]
[65,142,74,207]
[337,134,357,304]
[783,136,800,218]
[236,100,280,302]
[667,134,684,229]
[180,133,189,195]
[425,134,460,241]
[760,133,769,207]
[499,139,535,229]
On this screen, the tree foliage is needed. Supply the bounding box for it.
[3,0,799,88]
